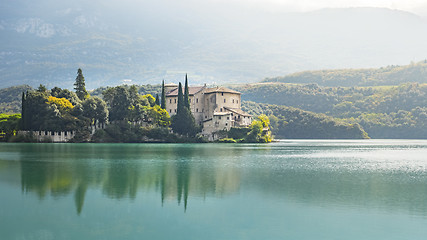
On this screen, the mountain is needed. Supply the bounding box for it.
[264,61,427,87]
[2,1,427,88]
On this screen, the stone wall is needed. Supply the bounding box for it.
[18,131,75,142]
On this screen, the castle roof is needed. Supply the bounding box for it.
[204,87,241,95]
[223,107,252,117]
[166,86,205,97]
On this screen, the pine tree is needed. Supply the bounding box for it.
[74,68,89,101]
[161,80,166,109]
[184,74,190,109]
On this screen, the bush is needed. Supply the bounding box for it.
[218,138,237,143]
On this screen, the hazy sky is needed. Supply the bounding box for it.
[221,0,427,15]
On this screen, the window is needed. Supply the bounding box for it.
[65,132,68,136]
[224,99,226,103]
[174,109,177,113]
[221,93,223,96]
[170,99,172,104]
[196,108,198,112]
[237,100,239,104]
[227,117,229,120]
[196,98,198,103]
[220,108,223,112]
[219,116,221,120]
[39,131,41,136]
[169,109,172,113]
[174,99,176,103]
[205,116,207,119]
[232,99,234,103]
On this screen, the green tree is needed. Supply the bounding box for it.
[82,97,108,128]
[155,94,160,106]
[74,68,89,101]
[103,86,131,122]
[0,114,21,140]
[161,80,166,109]
[171,82,199,136]
[184,74,190,108]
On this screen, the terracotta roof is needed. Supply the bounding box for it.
[166,86,204,97]
[223,107,252,117]
[213,112,232,116]
[204,87,241,95]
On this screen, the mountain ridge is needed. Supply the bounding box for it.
[2,2,427,88]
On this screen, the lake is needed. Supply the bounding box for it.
[1,140,427,240]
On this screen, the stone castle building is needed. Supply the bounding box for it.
[164,83,252,139]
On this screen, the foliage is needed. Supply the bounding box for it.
[243,101,369,139]
[161,80,166,109]
[0,113,21,141]
[227,127,250,140]
[148,105,171,127]
[47,96,74,112]
[102,85,169,127]
[74,68,89,100]
[51,88,81,105]
[91,122,177,143]
[171,82,199,136]
[245,115,272,143]
[218,138,237,143]
[81,96,109,127]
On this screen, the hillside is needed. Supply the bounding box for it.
[2,1,427,88]
[265,61,427,87]
[236,82,427,138]
[242,101,368,139]
[0,85,33,114]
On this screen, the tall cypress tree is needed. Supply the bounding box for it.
[177,82,184,114]
[184,74,190,109]
[74,68,88,101]
[161,80,166,109]
[155,94,160,106]
[171,82,199,136]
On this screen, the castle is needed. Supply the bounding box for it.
[164,83,252,140]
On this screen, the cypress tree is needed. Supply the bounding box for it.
[155,94,160,106]
[74,68,89,101]
[171,82,199,136]
[161,80,166,109]
[177,82,184,114]
[184,74,190,109]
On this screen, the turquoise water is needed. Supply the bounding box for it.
[1,140,427,239]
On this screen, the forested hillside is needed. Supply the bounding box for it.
[237,83,427,138]
[265,61,427,87]
[242,101,368,139]
[0,85,33,113]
